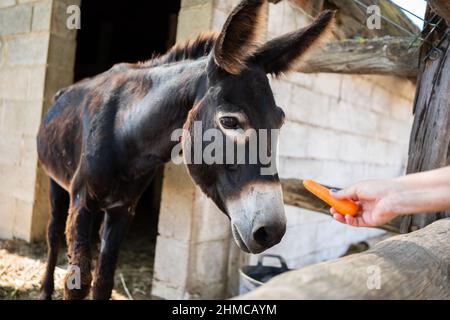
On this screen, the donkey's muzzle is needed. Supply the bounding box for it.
[227,182,287,254]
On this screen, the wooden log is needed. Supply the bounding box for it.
[237,218,450,299]
[281,179,402,233]
[300,36,419,76]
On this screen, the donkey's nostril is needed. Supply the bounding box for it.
[252,223,286,248]
[253,226,270,246]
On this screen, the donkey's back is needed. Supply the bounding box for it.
[37,65,150,190]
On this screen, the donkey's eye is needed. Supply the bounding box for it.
[220,117,240,129]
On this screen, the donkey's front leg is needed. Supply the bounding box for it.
[92,207,133,300]
[64,203,95,300]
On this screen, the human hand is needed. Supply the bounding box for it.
[329,180,401,227]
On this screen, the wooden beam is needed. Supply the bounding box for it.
[428,0,450,24]
[237,218,450,299]
[299,36,419,76]
[399,7,450,233]
[281,178,402,233]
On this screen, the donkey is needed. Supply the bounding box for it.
[37,0,335,300]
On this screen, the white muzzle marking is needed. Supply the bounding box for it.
[226,182,286,253]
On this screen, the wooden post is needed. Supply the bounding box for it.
[398,7,450,233]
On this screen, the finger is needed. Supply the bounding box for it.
[333,213,345,223]
[344,214,356,226]
[329,186,358,201]
[346,214,372,227]
[330,207,339,215]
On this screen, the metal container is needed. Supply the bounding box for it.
[239,254,290,295]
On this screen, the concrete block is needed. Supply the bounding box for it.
[286,72,315,89]
[157,164,195,241]
[0,194,15,239]
[0,0,15,9]
[19,134,39,168]
[188,280,226,299]
[151,280,186,300]
[288,86,331,125]
[267,0,308,38]
[0,66,46,100]
[278,121,309,158]
[0,132,22,165]
[176,1,213,41]
[0,162,37,203]
[340,75,375,111]
[305,127,341,160]
[32,0,52,31]
[226,239,241,297]
[153,236,189,286]
[193,190,230,242]
[211,7,227,31]
[0,4,32,35]
[191,240,229,284]
[312,73,343,98]
[212,0,241,14]
[390,96,413,121]
[26,66,46,100]
[267,1,285,39]
[6,34,49,66]
[0,100,43,136]
[269,79,293,109]
[331,99,378,136]
[181,0,210,9]
[0,67,26,100]
[13,198,33,241]
[0,38,3,65]
[370,85,394,115]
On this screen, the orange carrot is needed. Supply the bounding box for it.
[303,179,360,216]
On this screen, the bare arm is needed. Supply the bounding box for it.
[330,166,450,227]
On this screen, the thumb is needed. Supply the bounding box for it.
[330,185,358,200]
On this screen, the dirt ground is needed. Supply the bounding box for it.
[0,233,156,300]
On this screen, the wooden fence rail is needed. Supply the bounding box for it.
[237,218,450,299]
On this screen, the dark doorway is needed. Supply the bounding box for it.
[73,0,181,299]
[74,0,180,81]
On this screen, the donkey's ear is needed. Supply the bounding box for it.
[252,10,335,76]
[213,0,268,75]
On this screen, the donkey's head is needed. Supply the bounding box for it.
[182,0,335,253]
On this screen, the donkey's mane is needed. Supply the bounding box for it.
[142,32,219,68]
